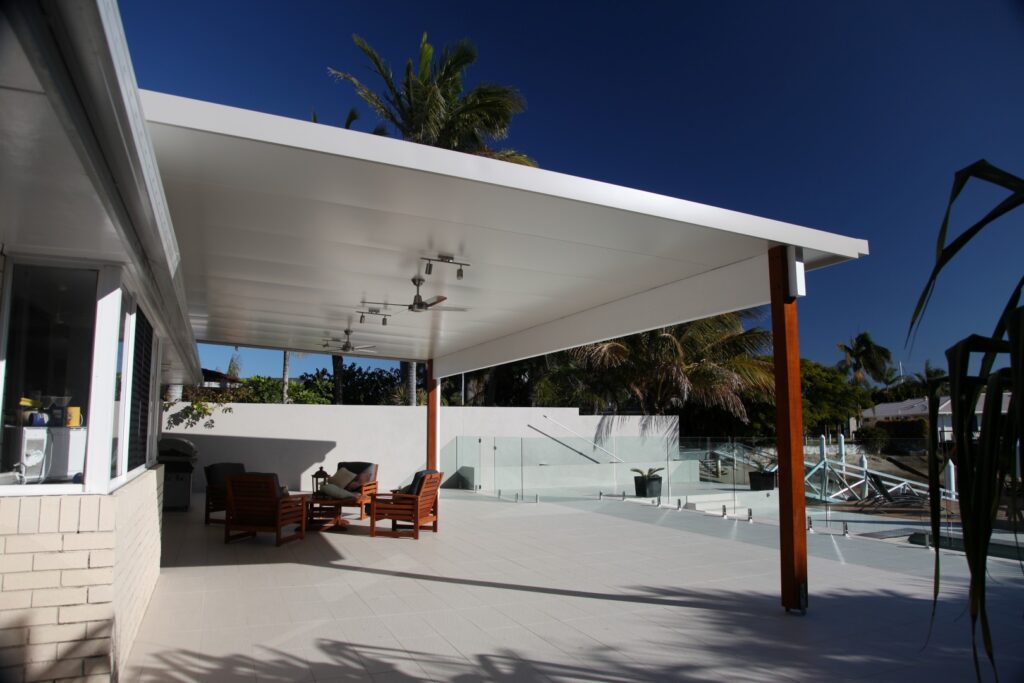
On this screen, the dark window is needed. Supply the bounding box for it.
[2,266,97,481]
[127,309,153,471]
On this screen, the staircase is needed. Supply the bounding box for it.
[682,489,778,516]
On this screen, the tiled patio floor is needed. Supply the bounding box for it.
[125,491,1024,682]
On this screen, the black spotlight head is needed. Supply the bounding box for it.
[382,316,388,326]
[359,313,365,323]
[425,261,433,275]
[457,266,464,280]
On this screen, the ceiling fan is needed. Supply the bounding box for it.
[408,275,446,312]
[322,329,377,354]
[363,276,467,315]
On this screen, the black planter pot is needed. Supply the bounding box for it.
[634,476,663,498]
[748,471,776,491]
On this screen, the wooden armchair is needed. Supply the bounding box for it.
[225,474,307,546]
[370,471,442,539]
[318,461,379,520]
[204,463,246,525]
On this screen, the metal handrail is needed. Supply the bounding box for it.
[702,443,957,503]
[540,414,623,462]
[526,425,601,463]
[802,457,957,502]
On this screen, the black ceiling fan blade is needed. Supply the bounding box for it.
[431,305,468,312]
[423,295,448,307]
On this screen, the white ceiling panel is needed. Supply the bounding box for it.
[142,90,869,372]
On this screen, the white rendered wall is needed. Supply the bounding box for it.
[165,405,425,493]
[163,404,684,493]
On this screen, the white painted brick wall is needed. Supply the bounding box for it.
[111,467,162,674]
[0,467,164,682]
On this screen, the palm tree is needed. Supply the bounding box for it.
[836,331,892,385]
[912,359,946,386]
[329,33,535,165]
[331,355,345,404]
[400,361,416,406]
[281,351,290,404]
[567,312,775,442]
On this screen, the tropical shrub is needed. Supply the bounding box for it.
[876,418,928,440]
[855,425,889,454]
[908,160,1022,679]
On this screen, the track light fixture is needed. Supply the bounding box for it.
[382,316,387,326]
[420,254,470,278]
[356,307,390,326]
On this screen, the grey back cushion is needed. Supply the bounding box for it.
[337,462,378,491]
[409,469,439,495]
[205,463,246,487]
[246,472,286,498]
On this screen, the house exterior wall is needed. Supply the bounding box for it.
[111,467,162,674]
[0,467,162,682]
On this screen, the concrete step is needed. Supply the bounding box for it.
[683,490,778,513]
[908,530,1023,560]
[696,505,761,518]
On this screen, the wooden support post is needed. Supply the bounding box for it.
[769,245,809,613]
[426,360,439,470]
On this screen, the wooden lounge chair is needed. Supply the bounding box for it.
[204,462,246,525]
[225,473,307,546]
[369,471,442,539]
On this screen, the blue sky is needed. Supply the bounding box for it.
[119,1,1024,379]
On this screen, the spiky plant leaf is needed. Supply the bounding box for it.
[910,160,1022,680]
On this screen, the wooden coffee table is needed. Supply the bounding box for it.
[305,494,351,532]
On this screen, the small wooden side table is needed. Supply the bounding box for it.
[306,495,351,532]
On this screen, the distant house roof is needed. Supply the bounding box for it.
[862,393,1010,421]
[201,368,239,384]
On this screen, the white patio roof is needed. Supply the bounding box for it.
[142,91,868,378]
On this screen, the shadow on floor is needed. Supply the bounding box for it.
[127,584,1024,682]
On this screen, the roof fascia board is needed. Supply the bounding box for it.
[433,254,770,378]
[4,0,200,382]
[140,91,870,265]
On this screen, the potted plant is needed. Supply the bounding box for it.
[632,467,664,498]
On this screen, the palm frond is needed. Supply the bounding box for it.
[481,149,538,166]
[908,160,1024,347]
[327,68,403,132]
[343,107,358,129]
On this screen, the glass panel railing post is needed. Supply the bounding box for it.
[664,439,671,505]
[838,433,846,479]
[520,437,525,500]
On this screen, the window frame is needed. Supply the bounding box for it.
[0,257,151,496]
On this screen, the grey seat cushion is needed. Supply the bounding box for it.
[402,469,439,495]
[320,483,356,500]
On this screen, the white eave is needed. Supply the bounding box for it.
[1,0,200,383]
